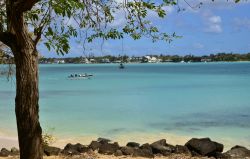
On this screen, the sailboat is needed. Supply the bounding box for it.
[119,63,125,69]
[119,39,125,69]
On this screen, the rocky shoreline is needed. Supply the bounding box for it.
[1,137,250,159]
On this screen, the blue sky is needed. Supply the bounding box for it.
[39,0,250,57]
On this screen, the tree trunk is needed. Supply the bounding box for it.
[6,2,43,158]
[14,48,43,159]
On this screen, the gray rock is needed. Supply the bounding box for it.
[120,145,153,158]
[224,145,250,158]
[133,148,154,158]
[43,145,61,156]
[150,139,175,156]
[185,138,224,157]
[10,147,19,156]
[140,143,152,151]
[114,150,123,156]
[126,142,140,148]
[121,146,134,155]
[98,143,120,155]
[89,141,101,151]
[62,143,88,155]
[214,152,229,159]
[0,148,10,157]
[175,145,190,155]
[97,138,111,144]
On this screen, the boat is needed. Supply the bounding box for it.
[68,73,93,79]
[119,63,125,69]
[119,39,125,69]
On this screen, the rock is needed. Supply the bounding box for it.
[133,148,154,158]
[114,150,123,156]
[140,143,152,151]
[121,146,135,155]
[75,143,89,153]
[214,152,229,159]
[97,138,111,144]
[0,148,10,157]
[62,143,88,155]
[126,142,140,148]
[150,139,175,156]
[175,145,190,155]
[224,145,250,158]
[10,147,19,156]
[98,143,120,155]
[43,145,61,156]
[185,138,224,157]
[89,141,101,151]
[120,145,153,158]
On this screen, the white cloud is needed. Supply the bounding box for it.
[201,10,223,33]
[209,16,221,24]
[204,15,222,33]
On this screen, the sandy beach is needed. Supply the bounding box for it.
[1,131,249,151]
[0,154,205,159]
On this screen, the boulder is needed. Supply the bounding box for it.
[214,152,229,159]
[150,139,175,156]
[133,148,154,158]
[175,145,190,155]
[114,150,123,156]
[0,148,10,157]
[140,143,152,151]
[121,146,135,155]
[43,145,61,156]
[185,138,223,157]
[89,141,102,151]
[120,145,153,158]
[10,147,19,156]
[224,145,250,158]
[97,138,111,144]
[98,142,120,155]
[62,143,88,155]
[126,142,140,148]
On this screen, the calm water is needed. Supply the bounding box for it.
[1,63,250,144]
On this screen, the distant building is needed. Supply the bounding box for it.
[55,59,65,64]
[201,58,212,62]
[89,59,96,63]
[144,56,159,63]
[101,58,110,63]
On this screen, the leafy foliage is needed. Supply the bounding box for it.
[0,0,244,55]
[0,0,183,55]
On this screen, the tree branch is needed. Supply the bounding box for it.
[14,0,40,13]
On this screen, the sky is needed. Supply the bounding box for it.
[38,0,250,57]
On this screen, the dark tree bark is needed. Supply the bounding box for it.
[5,0,43,159]
[14,46,43,159]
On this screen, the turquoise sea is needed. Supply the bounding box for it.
[1,63,250,147]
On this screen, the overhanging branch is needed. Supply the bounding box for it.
[14,0,40,13]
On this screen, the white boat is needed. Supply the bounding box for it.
[68,73,93,79]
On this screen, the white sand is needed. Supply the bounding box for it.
[1,131,249,151]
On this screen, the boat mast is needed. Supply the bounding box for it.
[121,38,124,63]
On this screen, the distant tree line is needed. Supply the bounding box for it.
[1,52,250,64]
[36,52,250,64]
